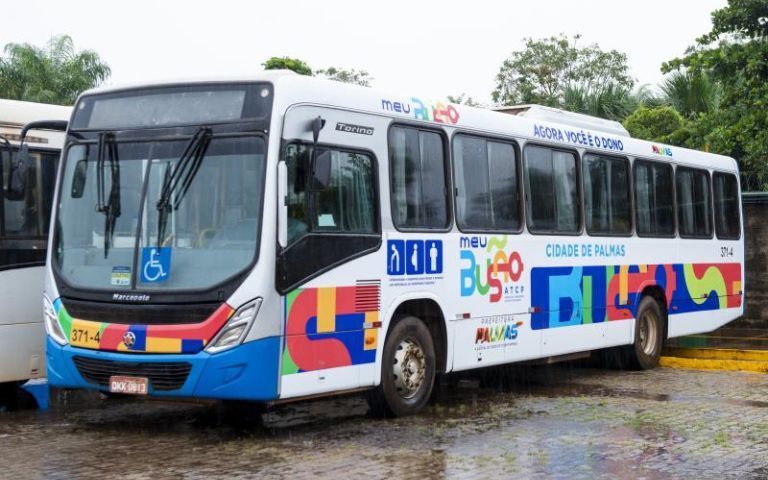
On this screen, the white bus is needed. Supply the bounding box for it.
[0,99,70,398]
[40,73,743,416]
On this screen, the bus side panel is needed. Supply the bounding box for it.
[278,254,383,398]
[0,267,45,383]
[517,236,634,359]
[0,323,45,383]
[448,232,541,371]
[668,237,744,338]
[667,309,742,338]
[528,242,744,351]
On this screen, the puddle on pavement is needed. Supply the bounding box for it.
[3,365,768,480]
[4,363,764,441]
[0,372,686,438]
[724,398,768,409]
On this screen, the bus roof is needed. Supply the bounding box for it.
[75,72,739,173]
[0,99,72,149]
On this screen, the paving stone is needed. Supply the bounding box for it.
[0,365,766,479]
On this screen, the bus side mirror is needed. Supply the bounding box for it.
[311,149,332,190]
[7,144,29,200]
[311,116,325,146]
[71,159,88,198]
[8,119,68,200]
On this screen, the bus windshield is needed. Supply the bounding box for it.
[54,134,266,291]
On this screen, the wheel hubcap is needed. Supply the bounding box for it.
[393,338,426,399]
[639,310,658,355]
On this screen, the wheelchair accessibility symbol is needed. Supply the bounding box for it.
[141,247,172,283]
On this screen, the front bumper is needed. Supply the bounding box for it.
[46,336,280,401]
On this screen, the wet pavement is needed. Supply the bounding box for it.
[1,364,767,479]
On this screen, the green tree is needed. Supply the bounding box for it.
[623,106,690,145]
[447,93,483,107]
[492,34,634,110]
[562,84,639,122]
[315,67,373,87]
[262,56,312,76]
[663,0,768,183]
[0,34,110,105]
[660,70,720,117]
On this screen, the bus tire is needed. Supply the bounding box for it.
[367,316,436,417]
[626,296,664,370]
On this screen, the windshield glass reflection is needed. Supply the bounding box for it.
[55,135,266,291]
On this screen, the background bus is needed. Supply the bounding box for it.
[42,73,743,416]
[0,99,70,400]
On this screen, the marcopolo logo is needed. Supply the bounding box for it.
[387,239,443,276]
[112,293,151,302]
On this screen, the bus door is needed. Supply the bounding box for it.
[277,105,387,398]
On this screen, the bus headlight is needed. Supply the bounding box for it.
[206,298,262,354]
[44,295,68,345]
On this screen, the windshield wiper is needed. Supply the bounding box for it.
[96,132,120,258]
[155,127,211,246]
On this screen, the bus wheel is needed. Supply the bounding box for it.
[367,316,436,417]
[626,296,664,370]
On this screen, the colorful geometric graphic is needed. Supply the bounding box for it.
[530,263,742,330]
[380,97,460,125]
[652,144,673,157]
[460,235,524,303]
[282,281,380,375]
[53,298,234,354]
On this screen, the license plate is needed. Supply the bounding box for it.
[109,376,149,395]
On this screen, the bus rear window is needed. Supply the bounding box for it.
[713,172,740,240]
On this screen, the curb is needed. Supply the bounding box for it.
[660,347,768,373]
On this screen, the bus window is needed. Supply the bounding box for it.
[279,142,379,291]
[453,134,520,232]
[583,153,631,236]
[634,160,674,237]
[713,172,740,240]
[284,144,376,243]
[676,167,712,238]
[389,126,449,230]
[314,151,375,234]
[524,145,579,234]
[0,149,58,268]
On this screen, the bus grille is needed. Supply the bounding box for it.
[61,298,219,325]
[73,356,192,391]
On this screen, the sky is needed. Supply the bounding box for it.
[2,0,727,104]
